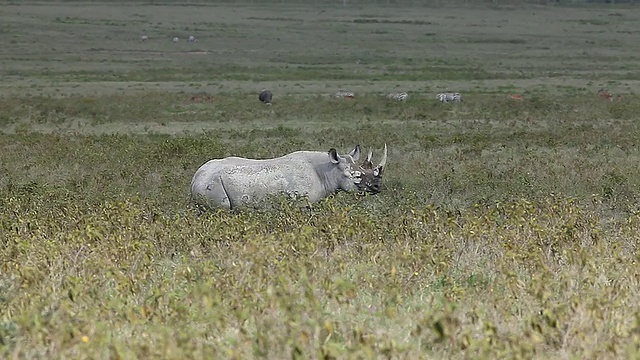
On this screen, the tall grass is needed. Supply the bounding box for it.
[3,92,640,357]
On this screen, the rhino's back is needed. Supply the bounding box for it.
[192,152,320,182]
[195,151,325,175]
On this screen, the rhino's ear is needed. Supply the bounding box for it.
[349,145,361,161]
[328,148,340,164]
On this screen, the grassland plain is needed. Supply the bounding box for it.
[3,1,640,359]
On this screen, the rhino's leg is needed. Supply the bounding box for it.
[194,203,206,216]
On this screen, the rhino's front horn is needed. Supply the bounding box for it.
[366,148,373,163]
[377,144,387,170]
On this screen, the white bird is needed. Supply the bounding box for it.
[173,37,179,43]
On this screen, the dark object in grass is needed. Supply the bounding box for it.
[259,89,273,105]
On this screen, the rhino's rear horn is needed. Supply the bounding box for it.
[349,145,361,161]
[376,144,387,172]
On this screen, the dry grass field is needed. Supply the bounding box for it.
[3,1,640,359]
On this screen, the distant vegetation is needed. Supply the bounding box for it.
[27,0,640,4]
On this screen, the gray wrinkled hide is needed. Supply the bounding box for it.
[190,148,360,211]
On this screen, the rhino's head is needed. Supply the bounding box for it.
[328,145,362,193]
[352,144,387,194]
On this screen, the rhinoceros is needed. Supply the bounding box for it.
[190,145,386,211]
